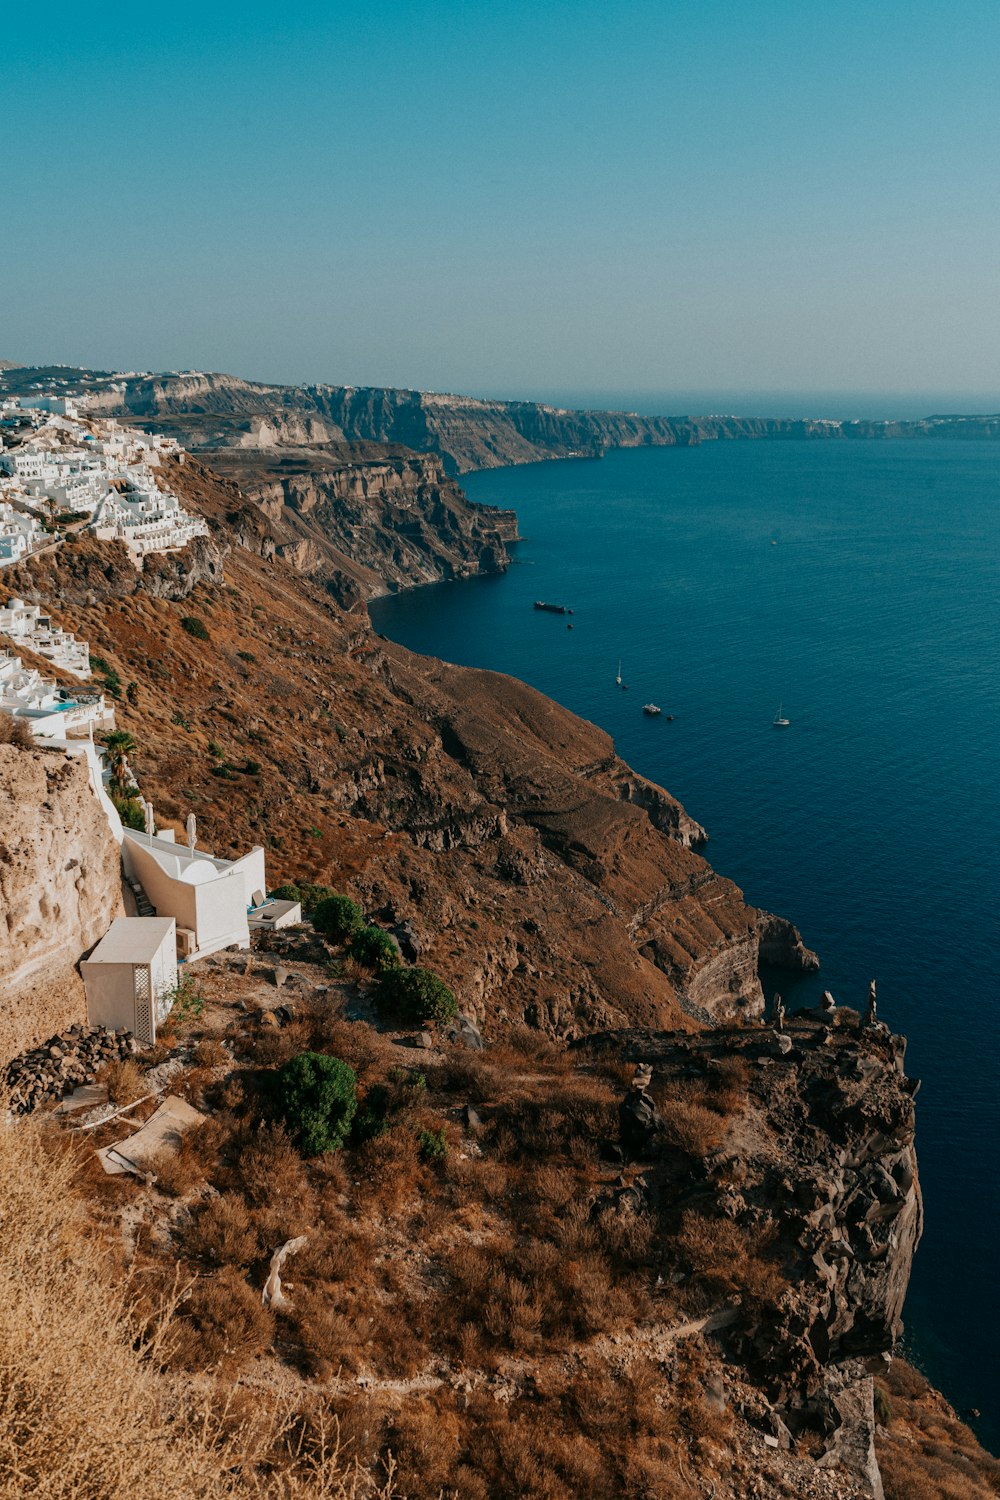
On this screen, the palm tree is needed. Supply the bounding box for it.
[101,730,137,792]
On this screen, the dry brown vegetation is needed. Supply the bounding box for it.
[17,960,996,1500]
[0,714,33,748]
[103,1055,147,1104]
[0,1100,394,1499]
[63,990,770,1499]
[876,1359,1000,1500]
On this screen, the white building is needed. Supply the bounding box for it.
[90,470,208,561]
[81,917,177,1045]
[0,506,43,568]
[16,395,80,418]
[0,650,111,737]
[0,598,92,677]
[0,399,203,566]
[121,830,267,960]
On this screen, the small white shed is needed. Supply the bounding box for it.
[81,917,178,1045]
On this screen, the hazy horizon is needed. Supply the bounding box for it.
[6,1,1000,402]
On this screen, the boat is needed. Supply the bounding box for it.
[773,703,790,727]
[643,703,661,716]
[534,601,572,615]
[616,659,622,686]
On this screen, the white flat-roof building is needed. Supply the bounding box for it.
[0,649,111,737]
[121,830,267,960]
[81,916,177,1045]
[16,395,80,418]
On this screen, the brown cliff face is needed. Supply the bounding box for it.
[9,365,1000,479]
[584,1010,922,1496]
[205,444,518,598]
[7,456,813,1038]
[0,744,124,1060]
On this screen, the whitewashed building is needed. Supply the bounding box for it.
[91,467,208,560]
[0,649,111,737]
[81,916,178,1044]
[121,831,267,960]
[0,598,92,677]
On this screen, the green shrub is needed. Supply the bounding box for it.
[270,881,336,916]
[237,650,256,663]
[313,894,364,945]
[90,655,122,699]
[275,1052,357,1155]
[348,925,400,972]
[375,966,457,1024]
[164,972,205,1027]
[418,1127,449,1163]
[873,1383,894,1427]
[181,616,210,641]
[110,793,145,831]
[243,759,262,776]
[207,739,224,759]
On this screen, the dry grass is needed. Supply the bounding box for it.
[0,716,33,748]
[0,1109,393,1499]
[877,1360,1000,1500]
[104,1056,147,1104]
[193,1037,230,1068]
[676,1209,788,1313]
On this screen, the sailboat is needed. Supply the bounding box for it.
[616,659,622,686]
[773,703,790,727]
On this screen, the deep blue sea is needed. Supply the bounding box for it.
[370,439,1000,1445]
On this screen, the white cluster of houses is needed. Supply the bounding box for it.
[0,649,113,740]
[0,597,92,676]
[0,500,44,566]
[0,395,207,567]
[0,599,111,740]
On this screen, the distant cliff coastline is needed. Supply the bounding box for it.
[4,364,1000,474]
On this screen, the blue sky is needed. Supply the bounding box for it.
[4,0,1000,408]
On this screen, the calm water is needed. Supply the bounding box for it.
[371,440,1000,1443]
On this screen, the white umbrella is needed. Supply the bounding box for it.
[186,812,196,853]
[143,800,155,841]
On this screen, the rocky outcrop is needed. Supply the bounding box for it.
[3,522,228,609]
[206,445,517,595]
[0,744,124,1061]
[583,1008,922,1497]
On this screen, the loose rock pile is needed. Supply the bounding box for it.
[5,1025,139,1116]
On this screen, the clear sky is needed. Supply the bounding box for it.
[4,0,1000,409]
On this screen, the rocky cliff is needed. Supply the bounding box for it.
[206,445,518,600]
[584,1008,923,1497]
[0,400,990,1495]
[0,744,123,1060]
[7,364,1000,475]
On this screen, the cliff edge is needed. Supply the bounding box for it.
[0,743,123,1059]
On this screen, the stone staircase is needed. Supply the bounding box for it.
[128,876,155,917]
